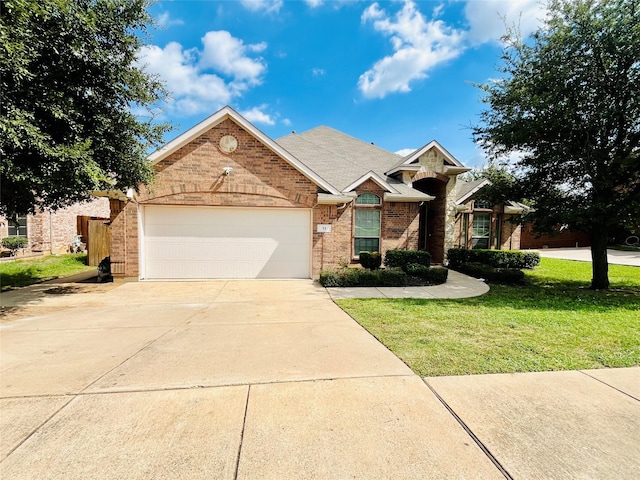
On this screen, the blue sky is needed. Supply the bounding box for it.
[140,0,547,167]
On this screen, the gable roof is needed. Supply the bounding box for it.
[386,140,466,176]
[278,126,430,196]
[148,106,340,195]
[456,179,492,204]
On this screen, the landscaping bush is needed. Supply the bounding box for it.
[358,251,382,270]
[384,249,431,270]
[319,267,406,287]
[1,236,28,255]
[405,263,449,285]
[447,248,539,269]
[456,262,526,284]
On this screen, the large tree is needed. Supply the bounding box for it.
[0,0,169,218]
[474,0,640,290]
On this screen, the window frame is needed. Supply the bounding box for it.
[474,199,492,210]
[7,215,28,237]
[471,213,491,249]
[353,193,382,257]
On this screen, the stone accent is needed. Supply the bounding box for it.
[409,151,459,263]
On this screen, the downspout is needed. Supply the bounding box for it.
[49,211,54,255]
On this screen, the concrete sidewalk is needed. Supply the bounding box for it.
[1,280,638,479]
[327,269,490,299]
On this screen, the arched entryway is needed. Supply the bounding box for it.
[412,173,449,264]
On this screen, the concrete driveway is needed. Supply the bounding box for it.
[534,247,640,266]
[1,280,638,479]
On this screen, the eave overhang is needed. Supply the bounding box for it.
[342,170,399,194]
[384,192,435,202]
[317,193,357,205]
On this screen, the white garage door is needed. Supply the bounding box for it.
[142,206,311,279]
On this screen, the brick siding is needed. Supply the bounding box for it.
[110,118,319,277]
[452,201,523,252]
[0,198,109,255]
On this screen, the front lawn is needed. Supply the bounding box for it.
[0,254,93,290]
[336,258,640,376]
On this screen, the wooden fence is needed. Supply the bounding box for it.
[86,218,111,266]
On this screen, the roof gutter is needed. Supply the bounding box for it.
[504,204,528,214]
[443,165,472,175]
[317,192,357,205]
[90,190,130,201]
[384,192,435,202]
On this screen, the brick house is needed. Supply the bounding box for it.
[107,106,519,279]
[0,198,110,256]
[452,178,525,251]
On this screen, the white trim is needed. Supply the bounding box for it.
[504,201,530,214]
[342,170,398,194]
[148,106,341,195]
[138,204,145,280]
[317,193,357,204]
[385,165,420,176]
[456,179,492,205]
[90,190,128,201]
[384,192,435,202]
[443,165,471,175]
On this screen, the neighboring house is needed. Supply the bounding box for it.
[107,106,522,280]
[520,224,591,249]
[453,178,526,251]
[0,198,110,255]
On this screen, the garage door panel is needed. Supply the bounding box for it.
[142,207,311,279]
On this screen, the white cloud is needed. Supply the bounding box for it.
[312,67,326,76]
[464,0,546,45]
[199,31,266,82]
[240,0,283,14]
[359,0,548,99]
[359,1,464,99]
[395,148,415,157]
[305,0,323,7]
[156,11,184,28]
[241,105,276,125]
[136,32,267,117]
[282,118,292,127]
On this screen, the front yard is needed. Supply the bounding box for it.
[337,258,640,376]
[0,254,93,290]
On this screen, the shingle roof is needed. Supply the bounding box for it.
[455,179,491,203]
[276,126,403,192]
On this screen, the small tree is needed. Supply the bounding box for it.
[474,0,640,289]
[0,0,170,218]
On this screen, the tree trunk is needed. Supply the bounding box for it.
[590,229,609,290]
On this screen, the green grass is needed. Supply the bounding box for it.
[0,254,93,290]
[336,258,640,376]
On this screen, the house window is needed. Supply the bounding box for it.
[354,193,381,255]
[8,216,28,237]
[472,213,490,249]
[475,199,492,209]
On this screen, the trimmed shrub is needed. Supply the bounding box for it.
[406,263,449,285]
[319,267,406,287]
[1,236,28,255]
[319,269,341,287]
[456,262,526,284]
[376,268,407,286]
[358,251,382,270]
[384,249,431,270]
[447,248,539,270]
